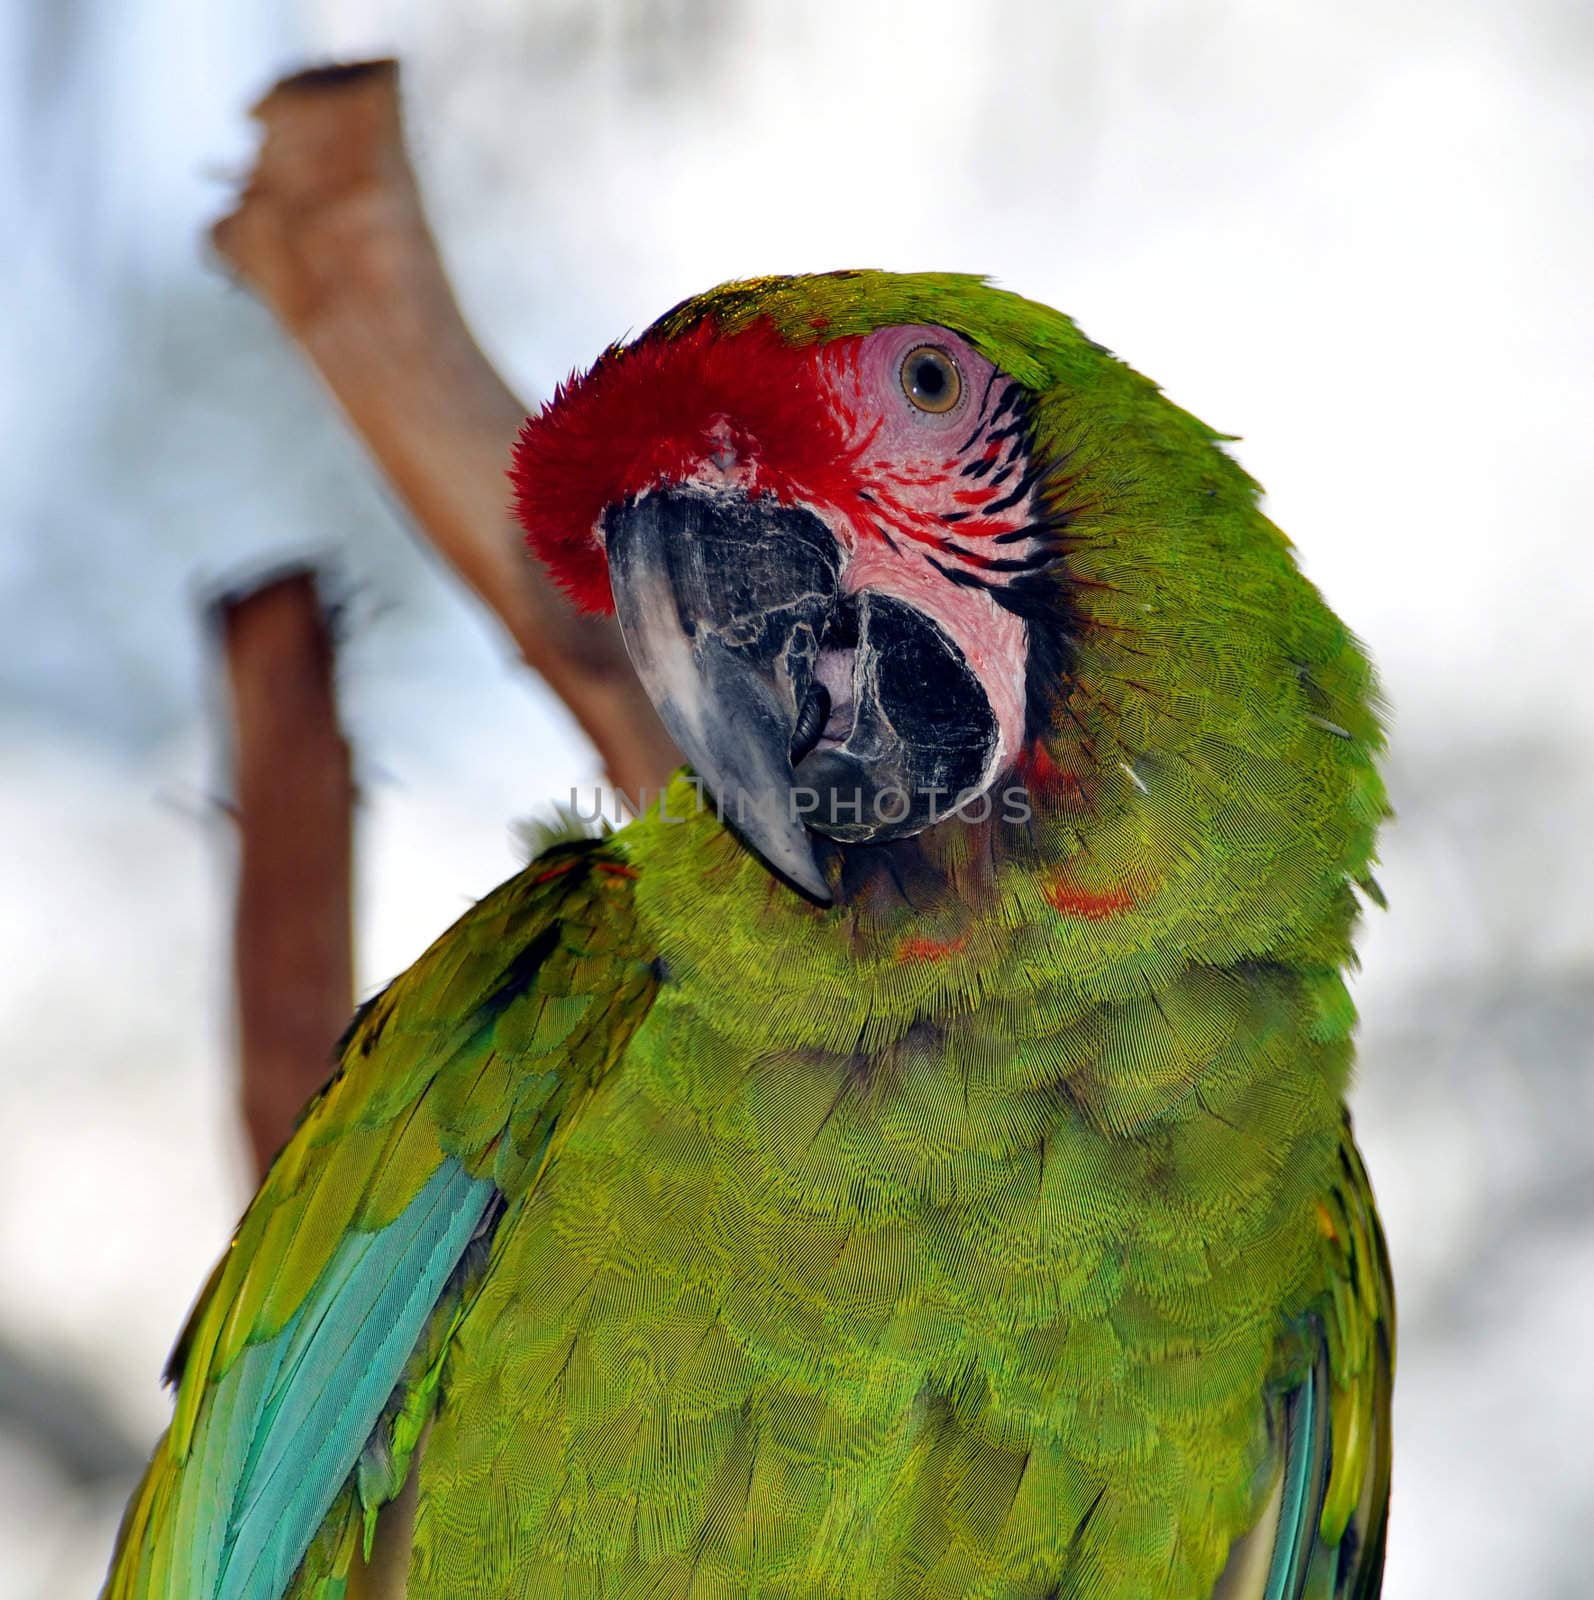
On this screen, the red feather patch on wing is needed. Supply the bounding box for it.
[510,319,852,614]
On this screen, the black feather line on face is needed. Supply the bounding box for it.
[955,372,1009,454]
[932,382,1082,746]
[983,458,1049,518]
[987,382,1021,428]
[958,547,1063,575]
[927,554,991,590]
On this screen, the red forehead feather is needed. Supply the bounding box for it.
[510,318,854,614]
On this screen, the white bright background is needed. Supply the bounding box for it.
[2,2,1590,1594]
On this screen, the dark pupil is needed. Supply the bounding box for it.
[914,358,946,398]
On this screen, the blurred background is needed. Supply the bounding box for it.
[3,1,1591,1593]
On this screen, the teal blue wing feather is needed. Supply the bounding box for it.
[102,843,657,1600]
[1219,1123,1393,1600]
[1263,1341,1332,1600]
[211,1159,492,1600]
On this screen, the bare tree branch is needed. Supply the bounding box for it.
[218,569,354,1173]
[210,59,679,797]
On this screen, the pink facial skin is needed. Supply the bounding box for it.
[808,326,1038,783]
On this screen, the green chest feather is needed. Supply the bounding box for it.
[409,953,1349,1600]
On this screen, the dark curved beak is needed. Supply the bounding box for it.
[605,486,1000,902]
[605,487,841,902]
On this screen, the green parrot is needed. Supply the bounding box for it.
[104,272,1393,1600]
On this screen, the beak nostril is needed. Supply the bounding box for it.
[790,682,832,765]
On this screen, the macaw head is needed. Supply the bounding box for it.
[513,273,1382,916]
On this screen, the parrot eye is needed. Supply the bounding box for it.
[900,345,963,414]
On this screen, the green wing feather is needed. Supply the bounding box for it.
[102,840,658,1600]
[1313,1130,1394,1600]
[1217,1124,1393,1600]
